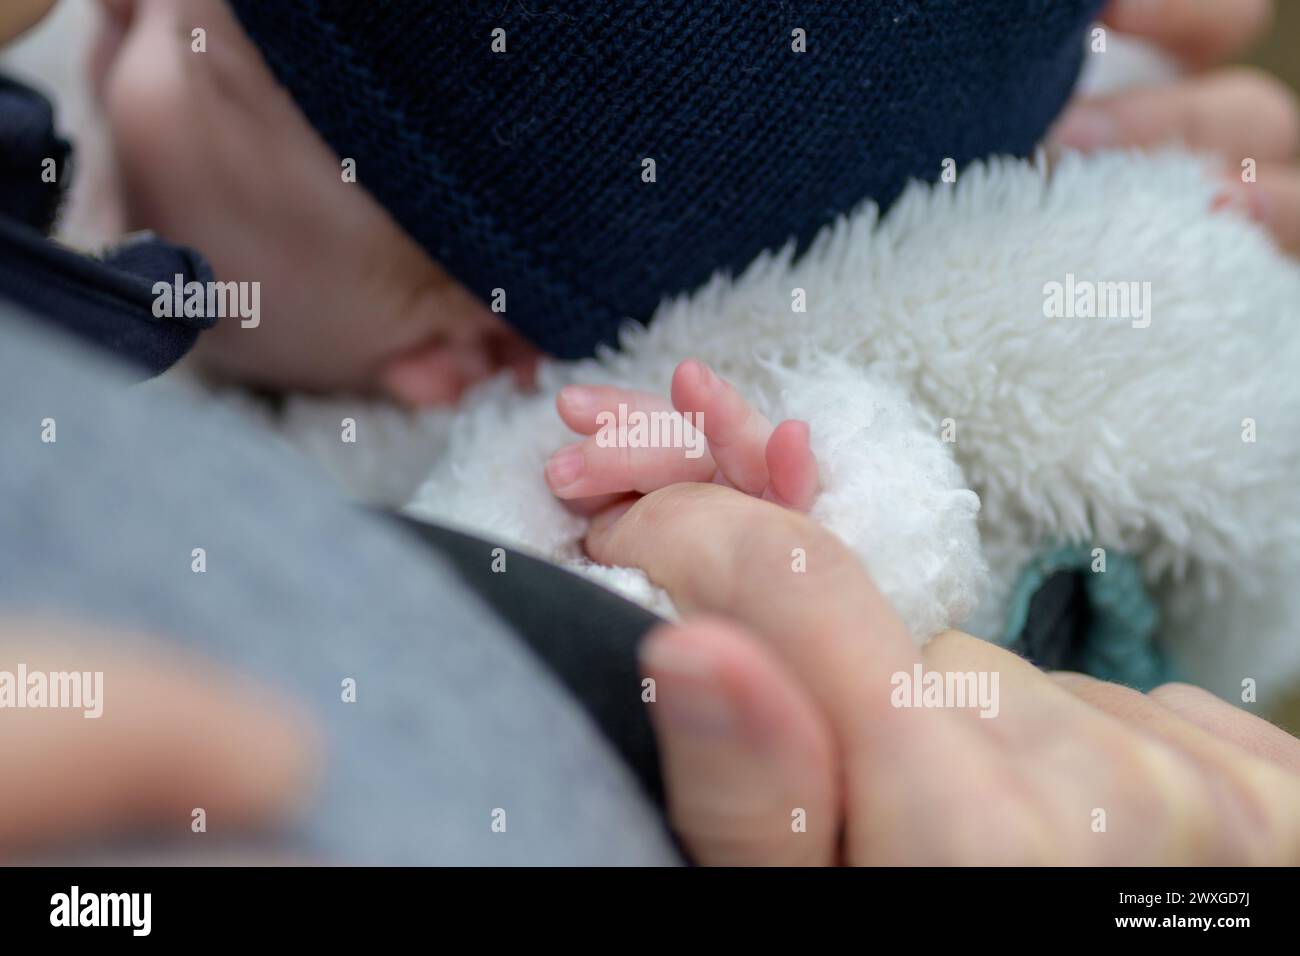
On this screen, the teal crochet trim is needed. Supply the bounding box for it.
[999,544,1176,691]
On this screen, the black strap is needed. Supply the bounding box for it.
[388,515,665,804]
[0,216,217,377]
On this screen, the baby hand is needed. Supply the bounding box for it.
[546,359,818,514]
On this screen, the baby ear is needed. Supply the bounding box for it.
[379,326,542,407]
[377,335,493,407]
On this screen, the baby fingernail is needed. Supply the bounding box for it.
[680,358,714,389]
[557,385,596,413]
[1051,105,1120,150]
[640,638,737,735]
[546,444,584,490]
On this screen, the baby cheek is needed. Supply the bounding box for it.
[99,12,202,231]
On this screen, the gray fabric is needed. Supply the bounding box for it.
[0,308,679,865]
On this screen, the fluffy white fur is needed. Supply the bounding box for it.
[274,149,1300,702]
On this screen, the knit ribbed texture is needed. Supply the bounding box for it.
[229,0,1103,358]
[1001,543,1174,691]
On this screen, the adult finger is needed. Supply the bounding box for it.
[645,618,1032,865]
[0,627,319,854]
[910,638,1254,863]
[1051,672,1300,861]
[1101,0,1273,70]
[1050,68,1300,160]
[586,483,924,751]
[641,619,839,865]
[1149,682,1300,773]
[1051,671,1269,769]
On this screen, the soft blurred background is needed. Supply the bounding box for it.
[1242,4,1300,732]
[3,0,1299,730]
[1252,1,1300,93]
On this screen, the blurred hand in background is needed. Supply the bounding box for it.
[1053,0,1300,253]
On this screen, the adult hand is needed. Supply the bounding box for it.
[588,484,1300,864]
[1051,0,1300,253]
[0,618,317,859]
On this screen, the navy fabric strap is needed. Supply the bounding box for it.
[0,215,217,377]
[0,72,217,376]
[0,74,70,234]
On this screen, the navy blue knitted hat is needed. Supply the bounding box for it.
[228,1,1103,359]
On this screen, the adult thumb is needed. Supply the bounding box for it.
[640,618,839,866]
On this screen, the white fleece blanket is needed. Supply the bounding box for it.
[274,149,1300,702]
